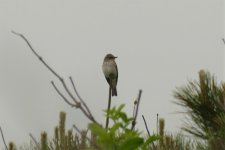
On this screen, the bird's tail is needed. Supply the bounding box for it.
[112,87,117,96]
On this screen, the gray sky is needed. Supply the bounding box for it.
[0,0,224,148]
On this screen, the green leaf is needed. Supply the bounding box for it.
[142,135,160,149]
[110,122,122,134]
[118,137,144,150]
[118,112,128,123]
[117,104,125,112]
[88,123,108,139]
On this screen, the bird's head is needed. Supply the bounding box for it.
[104,54,117,60]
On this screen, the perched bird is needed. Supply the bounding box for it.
[102,54,118,96]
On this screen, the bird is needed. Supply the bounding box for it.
[102,54,118,96]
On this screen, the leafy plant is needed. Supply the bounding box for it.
[88,104,159,150]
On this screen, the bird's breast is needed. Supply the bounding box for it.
[102,61,117,78]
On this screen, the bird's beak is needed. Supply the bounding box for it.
[114,56,118,59]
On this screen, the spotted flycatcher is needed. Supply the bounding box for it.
[102,54,118,96]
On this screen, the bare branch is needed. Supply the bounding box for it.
[59,79,98,123]
[131,89,142,130]
[157,113,159,135]
[73,125,101,150]
[11,31,77,104]
[142,115,156,148]
[0,126,8,150]
[51,81,78,108]
[11,30,62,80]
[60,79,79,104]
[29,133,40,150]
[12,31,98,124]
[132,105,136,117]
[69,77,92,116]
[105,86,112,129]
[142,115,150,137]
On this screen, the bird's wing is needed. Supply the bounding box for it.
[115,62,118,84]
[105,76,111,86]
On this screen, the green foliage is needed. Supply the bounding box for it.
[89,104,159,150]
[174,70,225,149]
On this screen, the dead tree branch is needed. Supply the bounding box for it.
[131,90,142,130]
[0,126,8,150]
[12,30,98,124]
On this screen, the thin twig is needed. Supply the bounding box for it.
[133,100,137,119]
[73,125,101,150]
[60,78,97,123]
[105,86,112,129]
[51,81,78,108]
[11,31,78,106]
[11,30,62,80]
[157,113,159,135]
[131,90,142,130]
[60,79,79,106]
[12,31,98,124]
[0,126,8,150]
[222,38,225,44]
[142,115,150,137]
[142,115,156,148]
[69,77,92,116]
[29,133,40,150]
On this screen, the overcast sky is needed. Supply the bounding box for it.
[0,0,224,148]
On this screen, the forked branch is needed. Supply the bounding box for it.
[51,81,78,108]
[69,77,93,118]
[12,31,98,124]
